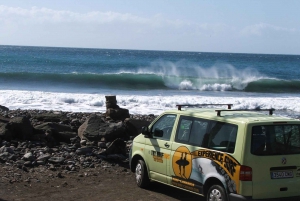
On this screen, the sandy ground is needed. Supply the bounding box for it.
[0,160,204,201]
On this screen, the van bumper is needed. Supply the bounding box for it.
[229,193,300,201]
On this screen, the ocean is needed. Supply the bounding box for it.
[0,45,300,117]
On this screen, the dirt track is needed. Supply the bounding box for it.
[0,161,204,201]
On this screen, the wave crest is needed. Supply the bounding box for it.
[1,64,300,93]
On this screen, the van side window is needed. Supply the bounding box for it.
[189,119,209,146]
[206,121,238,153]
[176,118,193,142]
[175,116,209,146]
[151,114,176,140]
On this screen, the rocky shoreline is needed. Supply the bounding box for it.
[0,105,157,188]
[0,105,208,201]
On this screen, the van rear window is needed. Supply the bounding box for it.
[251,125,300,155]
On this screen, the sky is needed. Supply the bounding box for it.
[0,0,299,55]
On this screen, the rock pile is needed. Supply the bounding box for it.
[105,95,130,121]
[0,99,156,174]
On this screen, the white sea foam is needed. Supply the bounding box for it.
[1,90,300,117]
[179,80,194,90]
[200,83,232,91]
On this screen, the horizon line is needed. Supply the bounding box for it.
[1,44,299,56]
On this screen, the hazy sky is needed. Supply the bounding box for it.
[0,0,299,54]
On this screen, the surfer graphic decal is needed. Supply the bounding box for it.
[176,152,190,178]
[171,146,241,194]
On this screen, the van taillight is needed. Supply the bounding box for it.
[240,166,252,181]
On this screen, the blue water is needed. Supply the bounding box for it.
[0,45,300,116]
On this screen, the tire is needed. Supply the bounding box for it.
[135,159,150,188]
[206,185,228,201]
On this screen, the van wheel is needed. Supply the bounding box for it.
[206,185,227,201]
[135,160,150,188]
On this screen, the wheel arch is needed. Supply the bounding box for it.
[130,154,150,176]
[203,177,228,198]
[130,154,143,172]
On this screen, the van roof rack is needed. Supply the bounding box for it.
[215,109,275,116]
[176,104,233,111]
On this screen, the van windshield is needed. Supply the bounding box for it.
[251,125,300,156]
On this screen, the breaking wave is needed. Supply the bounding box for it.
[0,66,300,93]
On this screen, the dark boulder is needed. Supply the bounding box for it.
[78,115,104,141]
[34,122,76,143]
[32,113,68,123]
[54,131,78,142]
[0,116,10,123]
[78,115,126,142]
[0,122,11,140]
[124,118,151,136]
[101,138,127,156]
[0,105,9,112]
[106,108,130,121]
[8,116,34,140]
[35,122,73,133]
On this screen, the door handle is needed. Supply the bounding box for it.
[164,143,170,148]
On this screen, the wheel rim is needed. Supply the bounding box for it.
[135,163,142,184]
[209,188,222,201]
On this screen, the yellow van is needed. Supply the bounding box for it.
[129,104,300,201]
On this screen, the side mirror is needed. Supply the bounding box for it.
[153,128,163,137]
[141,126,149,135]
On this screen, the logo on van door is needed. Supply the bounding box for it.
[172,146,192,179]
[171,146,241,194]
[150,150,170,163]
[171,146,201,193]
[282,157,287,165]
